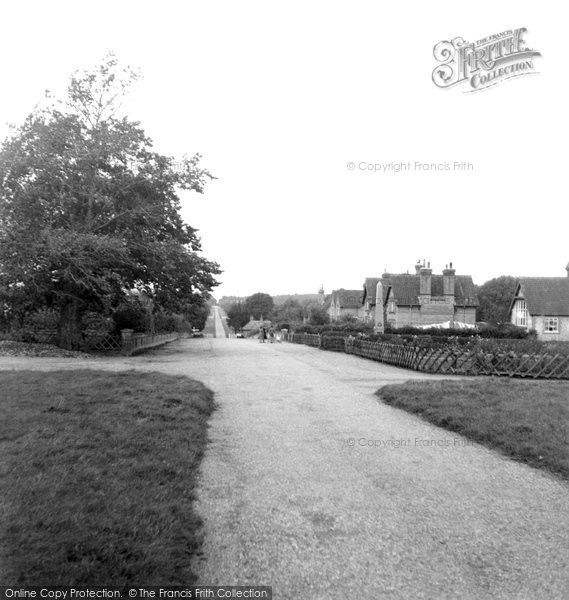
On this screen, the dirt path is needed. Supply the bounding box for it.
[1,338,568,598]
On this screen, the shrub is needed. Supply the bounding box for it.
[82,311,115,334]
[112,301,150,333]
[22,307,59,330]
[154,311,177,333]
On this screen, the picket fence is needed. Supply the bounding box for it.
[286,333,569,380]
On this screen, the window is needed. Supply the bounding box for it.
[515,300,528,327]
[544,317,559,333]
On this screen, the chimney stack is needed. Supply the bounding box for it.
[419,263,433,299]
[415,259,422,275]
[443,262,456,296]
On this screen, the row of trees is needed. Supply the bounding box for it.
[0,55,220,349]
[226,293,329,331]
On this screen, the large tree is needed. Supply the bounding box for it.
[476,276,517,324]
[244,293,274,320]
[272,298,303,326]
[0,55,220,348]
[226,301,250,331]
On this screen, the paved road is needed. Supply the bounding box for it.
[1,338,568,598]
[202,305,228,338]
[212,305,228,338]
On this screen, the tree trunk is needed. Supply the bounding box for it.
[58,298,84,350]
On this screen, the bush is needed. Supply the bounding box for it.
[292,321,569,357]
[154,311,177,333]
[112,301,150,333]
[82,311,115,334]
[22,307,59,330]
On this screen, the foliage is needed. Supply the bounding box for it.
[244,293,274,320]
[294,322,374,336]
[0,54,220,349]
[271,298,303,326]
[81,311,115,333]
[22,307,60,329]
[308,306,330,326]
[183,301,210,331]
[112,301,150,333]
[226,301,250,331]
[153,310,189,333]
[476,275,518,323]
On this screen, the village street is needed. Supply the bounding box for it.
[1,335,568,598]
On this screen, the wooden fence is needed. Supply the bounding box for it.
[121,332,180,356]
[286,333,569,379]
[5,329,179,355]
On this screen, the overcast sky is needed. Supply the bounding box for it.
[0,1,565,298]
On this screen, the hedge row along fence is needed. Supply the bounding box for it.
[285,333,569,380]
[12,329,180,355]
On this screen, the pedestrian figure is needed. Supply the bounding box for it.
[268,327,275,343]
[259,327,266,343]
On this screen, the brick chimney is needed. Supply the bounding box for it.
[419,261,432,300]
[415,259,422,275]
[443,262,456,296]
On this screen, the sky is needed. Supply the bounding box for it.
[0,1,566,299]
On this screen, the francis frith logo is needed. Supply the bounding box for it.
[432,28,541,92]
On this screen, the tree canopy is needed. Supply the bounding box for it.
[0,55,220,348]
[476,276,517,324]
[244,293,274,321]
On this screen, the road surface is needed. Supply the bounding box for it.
[203,305,228,338]
[1,338,568,598]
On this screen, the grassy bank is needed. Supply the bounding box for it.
[377,378,569,479]
[0,369,215,585]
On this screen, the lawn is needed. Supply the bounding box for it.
[0,369,215,585]
[377,378,569,479]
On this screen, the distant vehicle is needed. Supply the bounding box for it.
[192,328,203,338]
[235,331,244,338]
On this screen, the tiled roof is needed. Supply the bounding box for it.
[389,274,478,306]
[331,289,364,309]
[362,277,390,305]
[516,278,569,316]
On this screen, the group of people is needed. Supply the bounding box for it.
[258,326,276,343]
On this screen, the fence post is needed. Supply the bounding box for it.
[120,328,134,355]
[318,334,322,349]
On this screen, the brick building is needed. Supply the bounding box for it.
[509,266,569,341]
[383,261,478,328]
[328,289,363,321]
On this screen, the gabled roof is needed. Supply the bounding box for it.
[514,278,569,316]
[362,277,390,305]
[389,274,478,306]
[331,289,363,309]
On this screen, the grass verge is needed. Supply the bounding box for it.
[0,369,215,585]
[377,378,569,479]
